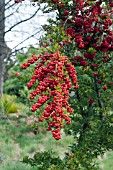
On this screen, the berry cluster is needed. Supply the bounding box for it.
[58,1,113,54]
[71,56,88,67]
[21,52,78,140]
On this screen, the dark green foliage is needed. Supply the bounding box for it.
[23,151,64,170]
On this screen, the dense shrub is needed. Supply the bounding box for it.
[15,0,113,169]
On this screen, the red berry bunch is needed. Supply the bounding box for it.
[71,56,88,67]
[59,0,113,55]
[21,51,78,140]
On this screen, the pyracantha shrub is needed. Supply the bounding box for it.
[21,51,78,140]
[14,0,113,169]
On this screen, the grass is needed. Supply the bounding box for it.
[98,151,113,170]
[1,117,113,170]
[0,161,37,170]
[0,117,74,167]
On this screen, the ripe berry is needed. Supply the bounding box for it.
[94,72,98,77]
[102,85,107,91]
[98,79,102,84]
[16,72,20,77]
[89,98,94,105]
[64,9,69,16]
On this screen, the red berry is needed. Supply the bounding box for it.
[70,154,74,158]
[50,38,53,42]
[98,79,102,84]
[102,85,107,91]
[59,3,64,9]
[109,82,113,85]
[94,72,98,77]
[14,0,22,3]
[80,60,88,66]
[16,72,20,77]
[64,9,69,16]
[89,98,94,105]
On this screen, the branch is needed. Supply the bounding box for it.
[76,89,84,114]
[91,66,103,119]
[5,0,14,7]
[0,6,20,24]
[0,3,28,32]
[11,43,39,56]
[12,29,42,50]
[5,2,16,11]
[4,7,40,34]
[6,29,42,60]
[93,76,103,119]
